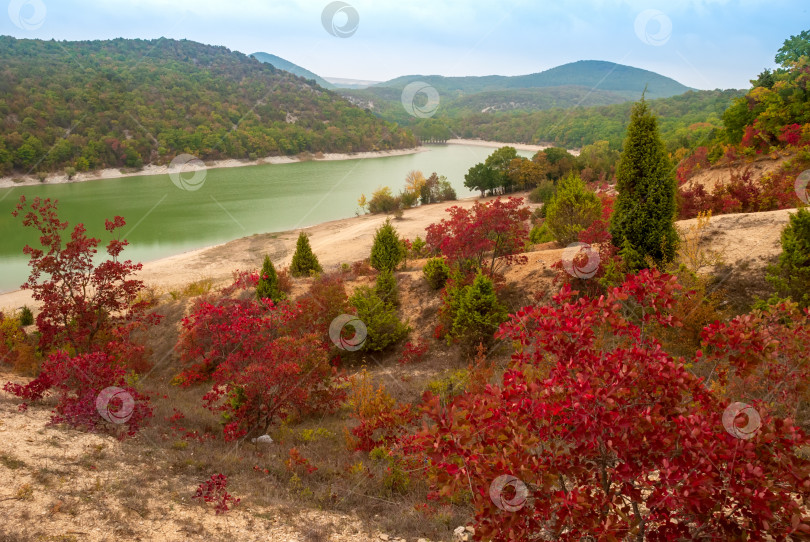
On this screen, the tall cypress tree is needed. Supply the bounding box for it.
[610,98,678,269]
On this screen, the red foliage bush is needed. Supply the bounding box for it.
[175,278,346,441]
[425,197,530,276]
[398,340,429,365]
[4,351,152,437]
[10,196,160,363]
[701,300,810,423]
[676,146,711,185]
[678,159,808,220]
[193,474,240,514]
[406,270,810,540]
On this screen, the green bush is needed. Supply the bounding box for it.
[766,207,810,309]
[290,232,323,277]
[528,182,556,204]
[451,272,507,345]
[367,187,401,214]
[544,173,601,245]
[349,286,409,352]
[18,306,34,327]
[374,269,399,306]
[423,257,451,290]
[409,236,428,259]
[370,219,405,272]
[256,255,285,305]
[529,223,555,244]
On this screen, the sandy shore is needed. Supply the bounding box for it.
[445,138,580,155]
[0,147,426,189]
[0,139,584,189]
[0,194,525,311]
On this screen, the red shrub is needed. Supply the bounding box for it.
[10,196,160,362]
[407,271,810,540]
[193,474,239,515]
[398,340,429,365]
[175,279,346,441]
[4,351,152,437]
[425,197,530,276]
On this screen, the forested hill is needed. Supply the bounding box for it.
[250,52,336,90]
[0,36,416,176]
[376,60,693,100]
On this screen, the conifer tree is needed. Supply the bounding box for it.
[290,232,323,277]
[766,207,810,308]
[256,255,284,305]
[452,272,507,345]
[370,219,405,272]
[610,98,678,269]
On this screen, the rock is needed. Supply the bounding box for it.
[379,535,389,541]
[251,434,273,445]
[453,526,467,541]
[465,526,475,534]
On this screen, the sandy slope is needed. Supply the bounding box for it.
[0,191,801,314]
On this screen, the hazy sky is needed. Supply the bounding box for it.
[2,0,806,89]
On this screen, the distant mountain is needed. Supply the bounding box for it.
[324,77,381,90]
[342,84,633,122]
[376,60,693,101]
[250,52,335,89]
[0,37,415,176]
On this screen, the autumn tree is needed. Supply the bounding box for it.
[10,196,159,359]
[610,98,678,269]
[425,197,530,276]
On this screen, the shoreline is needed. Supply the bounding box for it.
[0,139,580,189]
[0,193,528,310]
[444,138,581,155]
[0,147,427,189]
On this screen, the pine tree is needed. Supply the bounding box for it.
[370,219,405,272]
[766,207,810,308]
[374,269,399,306]
[452,272,507,345]
[610,98,678,270]
[290,232,323,277]
[256,255,284,305]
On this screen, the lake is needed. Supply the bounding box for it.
[0,144,533,292]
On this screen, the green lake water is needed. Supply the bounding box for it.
[0,144,532,292]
